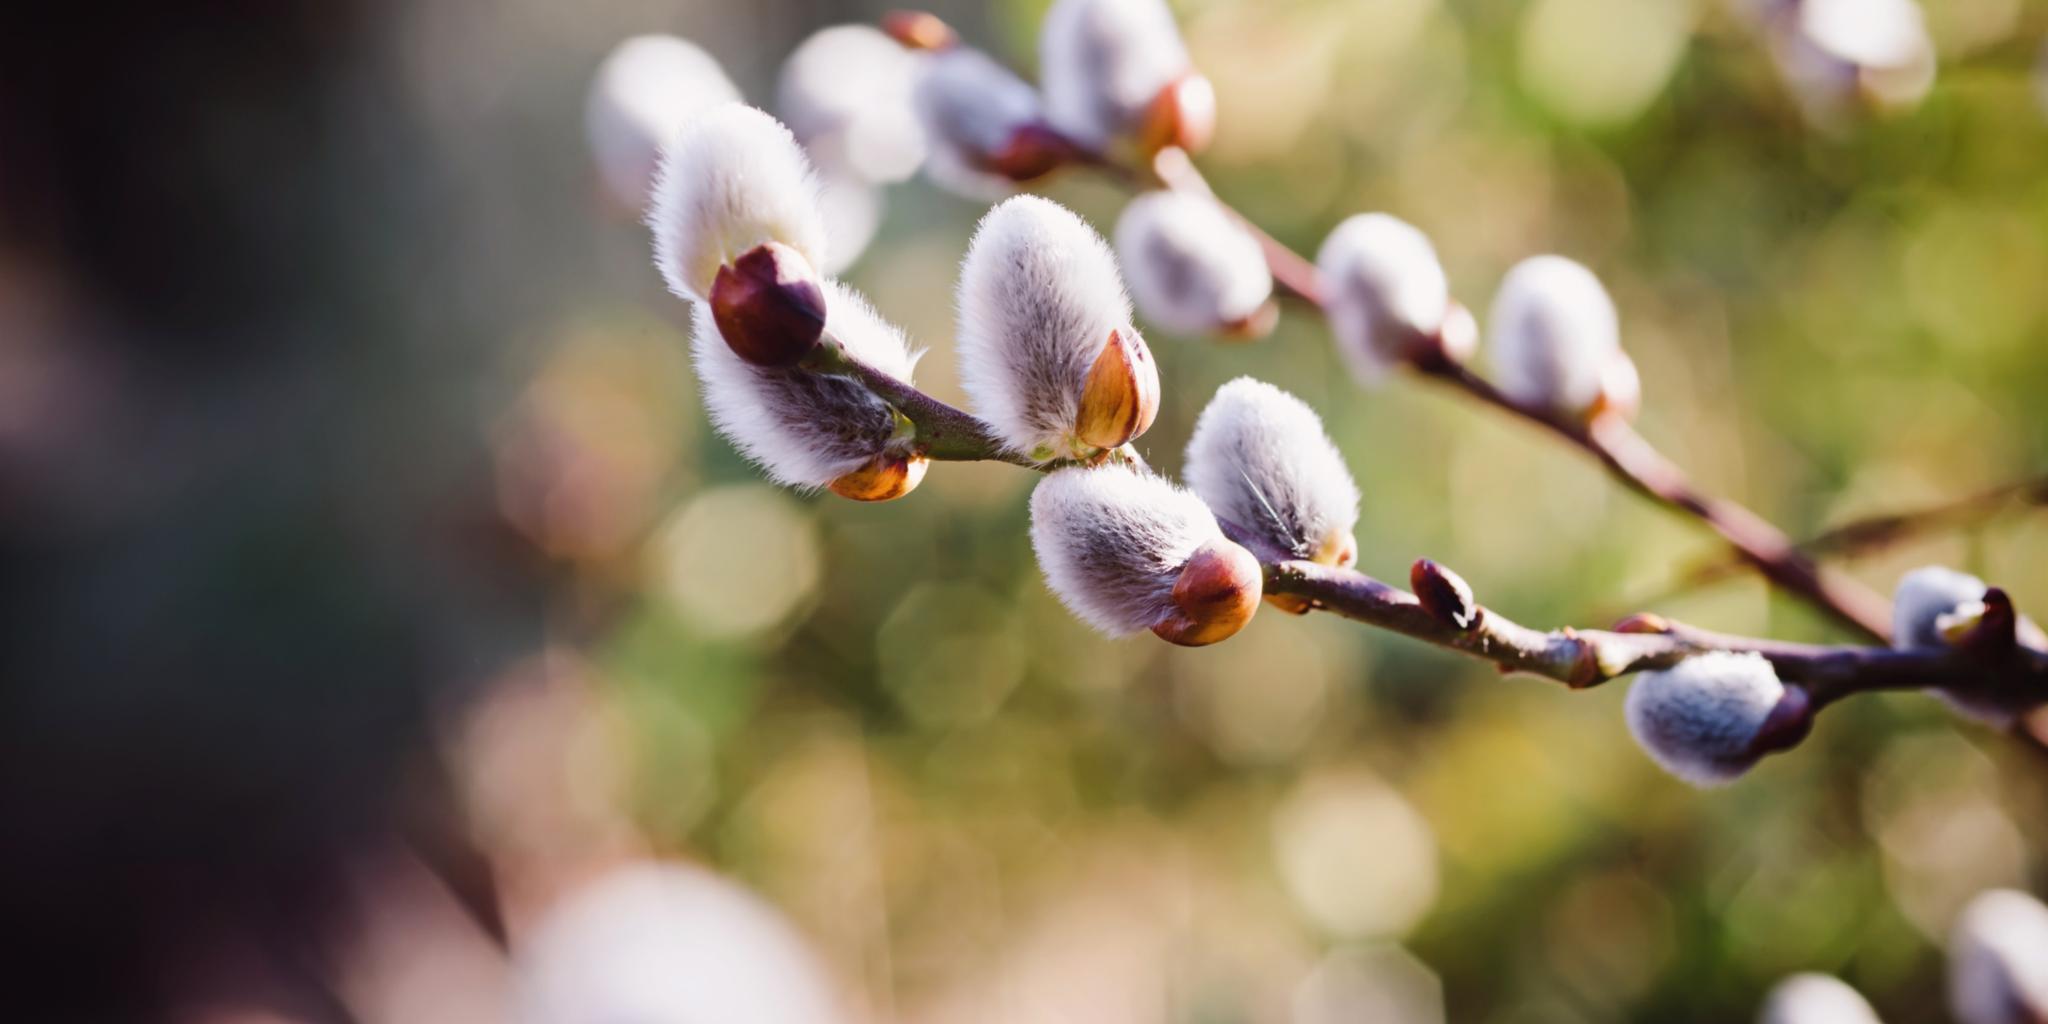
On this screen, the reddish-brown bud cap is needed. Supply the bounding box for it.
[710,242,827,368]
[882,10,957,51]
[1746,684,1813,757]
[1140,74,1216,155]
[827,452,929,502]
[1411,558,1479,631]
[1075,328,1161,451]
[984,123,1076,182]
[1152,539,1262,646]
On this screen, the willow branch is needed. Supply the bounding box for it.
[1142,148,1893,642]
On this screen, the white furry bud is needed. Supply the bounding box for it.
[1039,0,1194,150]
[778,25,928,185]
[1487,255,1623,416]
[1624,652,1791,786]
[1891,565,1987,651]
[585,36,742,210]
[814,171,882,277]
[1758,973,1884,1024]
[1183,378,1359,564]
[957,196,1150,460]
[1114,191,1272,335]
[1315,214,1451,384]
[1947,889,2048,1024]
[1029,466,1228,636]
[649,104,827,303]
[693,280,922,490]
[514,862,847,1024]
[913,48,1047,197]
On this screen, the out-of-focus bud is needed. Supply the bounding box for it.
[584,36,741,211]
[1029,465,1256,642]
[710,242,828,368]
[1752,0,1935,128]
[1758,973,1884,1024]
[813,171,883,277]
[1592,350,1642,422]
[883,9,958,52]
[1075,328,1161,451]
[1040,0,1205,154]
[1948,889,2048,1024]
[513,862,849,1024]
[1411,559,1479,631]
[778,25,928,186]
[1139,73,1216,154]
[1893,565,1989,651]
[649,104,827,303]
[1182,378,1359,615]
[693,280,925,492]
[828,451,929,502]
[1153,539,1263,646]
[956,196,1151,461]
[1893,567,2045,725]
[1114,190,1273,337]
[1487,254,1624,418]
[913,48,1058,196]
[1315,214,1452,385]
[1623,651,1805,786]
[1437,302,1479,366]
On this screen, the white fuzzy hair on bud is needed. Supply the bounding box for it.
[914,48,1045,197]
[1947,889,2048,1024]
[1039,0,1192,150]
[692,279,921,490]
[814,171,882,277]
[1891,565,1987,651]
[1183,378,1359,561]
[1487,254,1623,416]
[1758,973,1884,1024]
[957,196,1143,460]
[584,36,742,211]
[514,862,847,1024]
[1316,214,1451,384]
[1114,191,1272,335]
[1623,651,1785,786]
[778,25,928,186]
[649,104,827,303]
[1029,466,1226,636]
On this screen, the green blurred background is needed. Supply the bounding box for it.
[9,0,2048,1020]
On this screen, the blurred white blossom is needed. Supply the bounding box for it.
[913,47,1049,197]
[1948,889,2048,1024]
[1114,191,1271,335]
[1315,214,1453,384]
[1039,0,1203,152]
[1487,254,1624,417]
[1758,973,1884,1024]
[585,36,741,211]
[649,104,825,303]
[1738,0,1935,126]
[778,25,928,186]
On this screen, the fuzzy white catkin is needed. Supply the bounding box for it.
[1183,378,1359,561]
[956,195,1142,459]
[1891,565,1986,651]
[649,104,827,303]
[1029,466,1225,636]
[914,47,1044,198]
[1114,191,1271,335]
[514,862,846,1024]
[1039,0,1192,150]
[1948,889,2048,1024]
[1758,973,1884,1024]
[585,36,742,210]
[1315,214,1451,384]
[692,280,921,489]
[1623,651,1784,786]
[1487,254,1623,415]
[777,25,927,186]
[813,171,882,277]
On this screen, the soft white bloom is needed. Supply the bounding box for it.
[1624,652,1787,786]
[1183,378,1358,563]
[1487,254,1623,415]
[649,104,826,303]
[1759,973,1884,1024]
[1029,466,1225,636]
[1114,191,1271,335]
[1743,0,1935,127]
[914,47,1046,197]
[1948,889,2048,1024]
[777,25,928,185]
[1892,565,1987,651]
[1039,0,1193,150]
[693,279,921,489]
[814,171,882,277]
[513,862,846,1024]
[1316,214,1451,384]
[956,196,1147,460]
[585,35,742,210]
